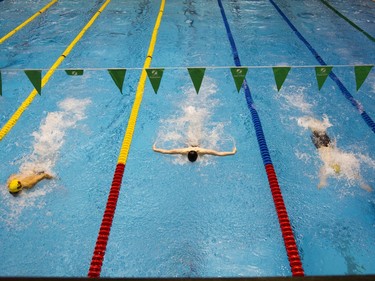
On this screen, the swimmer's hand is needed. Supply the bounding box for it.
[232,147,237,154]
[44,173,53,180]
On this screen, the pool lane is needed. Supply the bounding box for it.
[268,0,375,133]
[102,0,291,277]
[0,0,51,36]
[88,0,166,277]
[0,0,58,44]
[0,0,110,69]
[221,0,375,275]
[0,0,112,141]
[217,0,304,276]
[0,1,157,277]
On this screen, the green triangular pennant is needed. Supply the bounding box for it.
[188,68,206,94]
[272,67,291,91]
[108,69,126,94]
[315,66,333,90]
[230,67,248,92]
[24,70,42,95]
[146,68,164,94]
[0,72,2,96]
[354,65,373,91]
[65,69,84,76]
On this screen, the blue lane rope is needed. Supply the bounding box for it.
[268,0,375,134]
[217,0,271,166]
[217,0,305,276]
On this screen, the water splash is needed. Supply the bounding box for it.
[1,97,91,228]
[297,115,373,192]
[279,87,315,115]
[297,114,332,133]
[155,77,230,165]
[19,98,91,175]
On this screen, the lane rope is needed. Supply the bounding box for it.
[269,0,375,134]
[319,0,375,42]
[0,0,58,44]
[217,0,305,276]
[0,0,111,141]
[87,0,165,277]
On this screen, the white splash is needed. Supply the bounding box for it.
[279,87,314,115]
[155,77,230,165]
[296,115,373,192]
[297,114,332,133]
[19,98,91,175]
[1,97,91,228]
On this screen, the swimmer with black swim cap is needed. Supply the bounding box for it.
[153,143,236,162]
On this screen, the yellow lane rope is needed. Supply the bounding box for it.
[0,0,111,141]
[0,0,58,44]
[117,0,165,165]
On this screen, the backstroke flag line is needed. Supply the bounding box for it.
[65,70,84,76]
[188,68,206,94]
[231,67,248,92]
[272,67,290,91]
[146,68,164,94]
[24,70,42,95]
[315,66,333,90]
[355,65,373,91]
[108,69,127,94]
[0,65,372,96]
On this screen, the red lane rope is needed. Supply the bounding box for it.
[265,164,304,276]
[88,163,125,278]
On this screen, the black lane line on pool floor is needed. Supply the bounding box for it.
[269,0,375,134]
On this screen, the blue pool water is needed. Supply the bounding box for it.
[0,0,374,277]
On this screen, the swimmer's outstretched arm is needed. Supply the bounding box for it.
[355,174,373,192]
[318,166,327,189]
[22,172,53,189]
[197,146,237,156]
[152,144,189,155]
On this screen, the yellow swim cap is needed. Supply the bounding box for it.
[8,180,22,193]
[332,164,341,174]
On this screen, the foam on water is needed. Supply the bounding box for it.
[297,114,332,132]
[155,77,231,165]
[1,97,91,228]
[279,87,374,192]
[297,115,374,192]
[279,87,315,115]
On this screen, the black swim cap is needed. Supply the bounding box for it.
[311,131,331,149]
[188,151,198,162]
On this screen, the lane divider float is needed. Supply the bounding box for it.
[319,0,375,43]
[0,0,111,141]
[269,0,375,134]
[0,0,58,44]
[88,0,166,277]
[217,0,304,276]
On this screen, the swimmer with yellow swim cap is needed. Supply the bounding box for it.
[302,116,372,192]
[7,171,53,196]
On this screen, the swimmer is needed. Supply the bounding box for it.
[152,143,236,162]
[298,116,372,192]
[7,171,53,196]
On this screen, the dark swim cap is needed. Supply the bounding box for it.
[188,151,198,162]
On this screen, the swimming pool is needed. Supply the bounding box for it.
[0,0,374,277]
